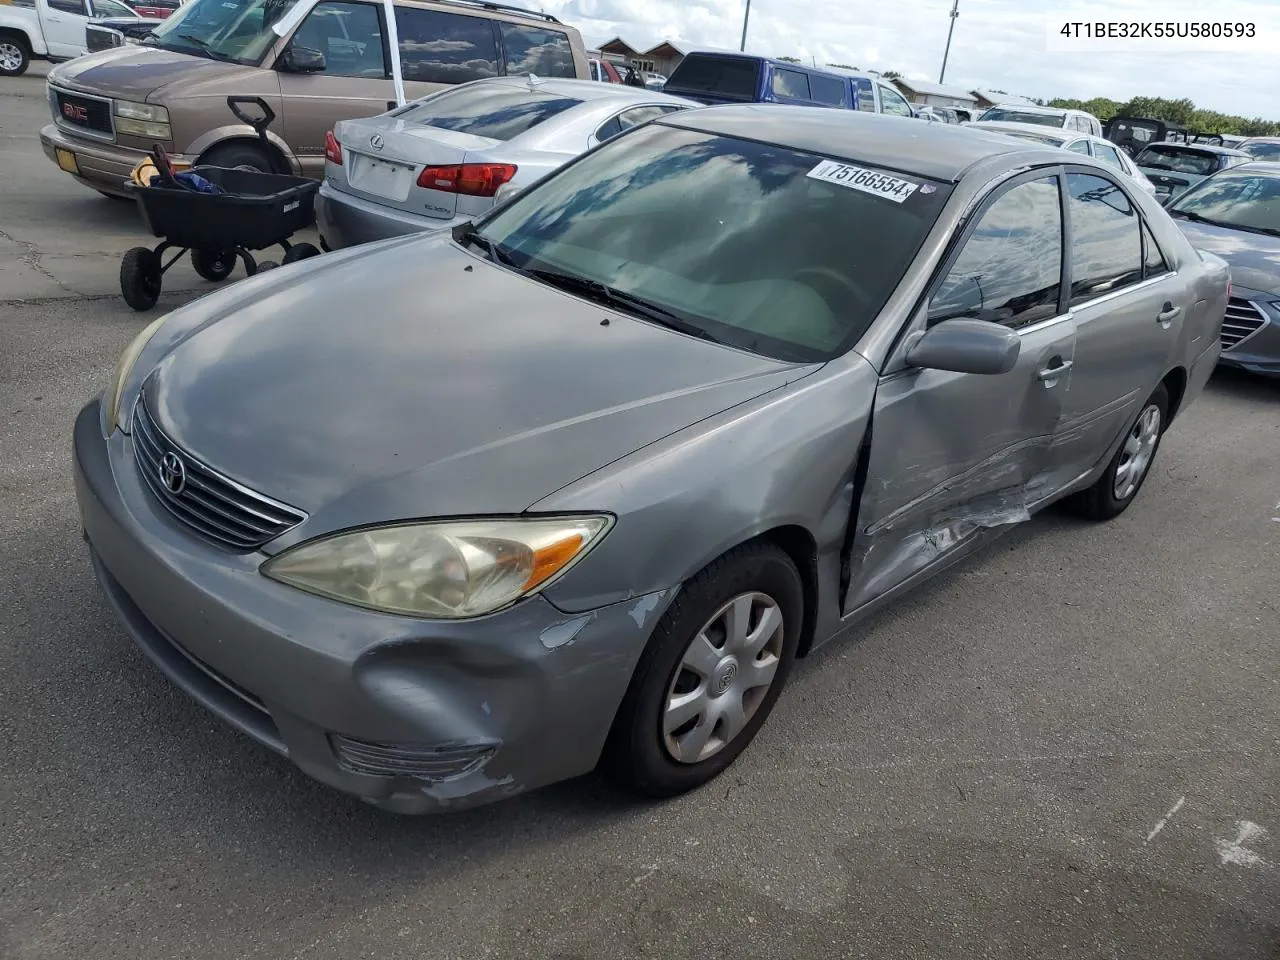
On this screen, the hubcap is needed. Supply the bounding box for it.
[662,592,785,764]
[1113,403,1161,501]
[0,43,21,71]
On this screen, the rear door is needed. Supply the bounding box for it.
[38,0,93,57]
[845,171,1077,613]
[1045,169,1181,479]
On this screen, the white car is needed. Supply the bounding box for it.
[976,103,1103,137]
[316,76,698,251]
[968,120,1158,196]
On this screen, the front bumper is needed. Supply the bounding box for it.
[41,123,187,198]
[72,397,671,814]
[1219,316,1280,378]
[316,179,461,251]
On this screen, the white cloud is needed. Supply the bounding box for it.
[541,0,1280,119]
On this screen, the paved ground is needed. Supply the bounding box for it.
[3,66,1280,960]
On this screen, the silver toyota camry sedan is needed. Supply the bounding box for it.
[74,106,1228,815]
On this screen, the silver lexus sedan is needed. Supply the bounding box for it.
[75,106,1227,815]
[315,76,698,250]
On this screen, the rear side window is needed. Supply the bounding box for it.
[878,84,913,117]
[394,8,499,84]
[395,85,581,140]
[596,104,683,143]
[1093,142,1125,170]
[665,55,762,100]
[1067,140,1091,155]
[1066,173,1143,305]
[930,176,1063,329]
[48,0,86,12]
[770,68,811,101]
[499,23,575,78]
[809,74,848,107]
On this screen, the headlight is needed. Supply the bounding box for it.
[105,313,169,433]
[114,100,171,139]
[261,516,613,619]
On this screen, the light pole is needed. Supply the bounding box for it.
[740,0,751,51]
[938,0,959,83]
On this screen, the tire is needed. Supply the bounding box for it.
[0,35,30,77]
[602,542,804,798]
[254,260,279,273]
[198,142,273,172]
[119,247,162,311]
[191,248,236,282]
[282,242,320,265]
[1068,382,1169,521]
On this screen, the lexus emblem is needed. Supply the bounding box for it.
[369,133,384,151]
[159,452,186,495]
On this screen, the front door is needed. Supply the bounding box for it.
[844,171,1076,613]
[274,0,399,176]
[1047,170,1184,480]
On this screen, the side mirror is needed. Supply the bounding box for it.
[904,318,1021,375]
[281,45,326,73]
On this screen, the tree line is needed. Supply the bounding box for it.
[1044,96,1279,136]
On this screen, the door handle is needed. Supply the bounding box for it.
[1157,303,1181,325]
[1037,359,1073,382]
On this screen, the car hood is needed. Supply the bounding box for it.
[141,233,811,534]
[48,45,251,102]
[1174,217,1280,295]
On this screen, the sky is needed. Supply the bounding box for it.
[538,0,1280,120]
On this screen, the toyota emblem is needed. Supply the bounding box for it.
[159,452,186,495]
[369,134,384,151]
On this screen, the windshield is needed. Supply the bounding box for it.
[1168,169,1280,235]
[1134,144,1218,175]
[1242,141,1280,161]
[978,108,1064,128]
[471,123,953,362]
[664,55,762,101]
[147,0,301,65]
[393,86,582,141]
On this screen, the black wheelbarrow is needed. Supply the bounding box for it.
[119,96,322,311]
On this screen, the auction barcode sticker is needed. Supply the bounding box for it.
[807,160,920,203]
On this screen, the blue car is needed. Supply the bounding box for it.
[663,51,916,118]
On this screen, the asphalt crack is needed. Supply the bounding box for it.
[0,225,80,297]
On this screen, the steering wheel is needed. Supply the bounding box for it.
[789,265,873,310]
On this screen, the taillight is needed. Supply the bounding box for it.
[324,130,342,166]
[416,163,518,197]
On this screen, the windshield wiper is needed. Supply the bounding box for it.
[451,221,517,267]
[523,266,722,343]
[173,33,236,61]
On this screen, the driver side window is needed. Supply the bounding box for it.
[929,176,1064,329]
[878,84,913,117]
[286,1,386,78]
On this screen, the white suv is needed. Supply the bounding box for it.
[976,104,1103,137]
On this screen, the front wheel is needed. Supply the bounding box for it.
[0,35,30,77]
[602,542,803,798]
[119,247,162,311]
[1068,382,1169,521]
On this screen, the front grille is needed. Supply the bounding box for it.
[1221,297,1267,351]
[330,735,497,782]
[131,399,306,551]
[53,88,114,138]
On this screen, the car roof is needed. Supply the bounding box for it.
[452,76,694,106]
[1240,137,1280,145]
[676,49,868,79]
[1230,160,1280,174]
[1138,141,1252,157]
[659,105,1053,182]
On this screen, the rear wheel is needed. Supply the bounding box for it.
[1068,383,1169,521]
[602,543,803,798]
[0,35,30,77]
[281,242,320,265]
[191,248,237,282]
[120,247,162,311]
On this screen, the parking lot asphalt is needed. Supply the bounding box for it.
[3,67,1280,960]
